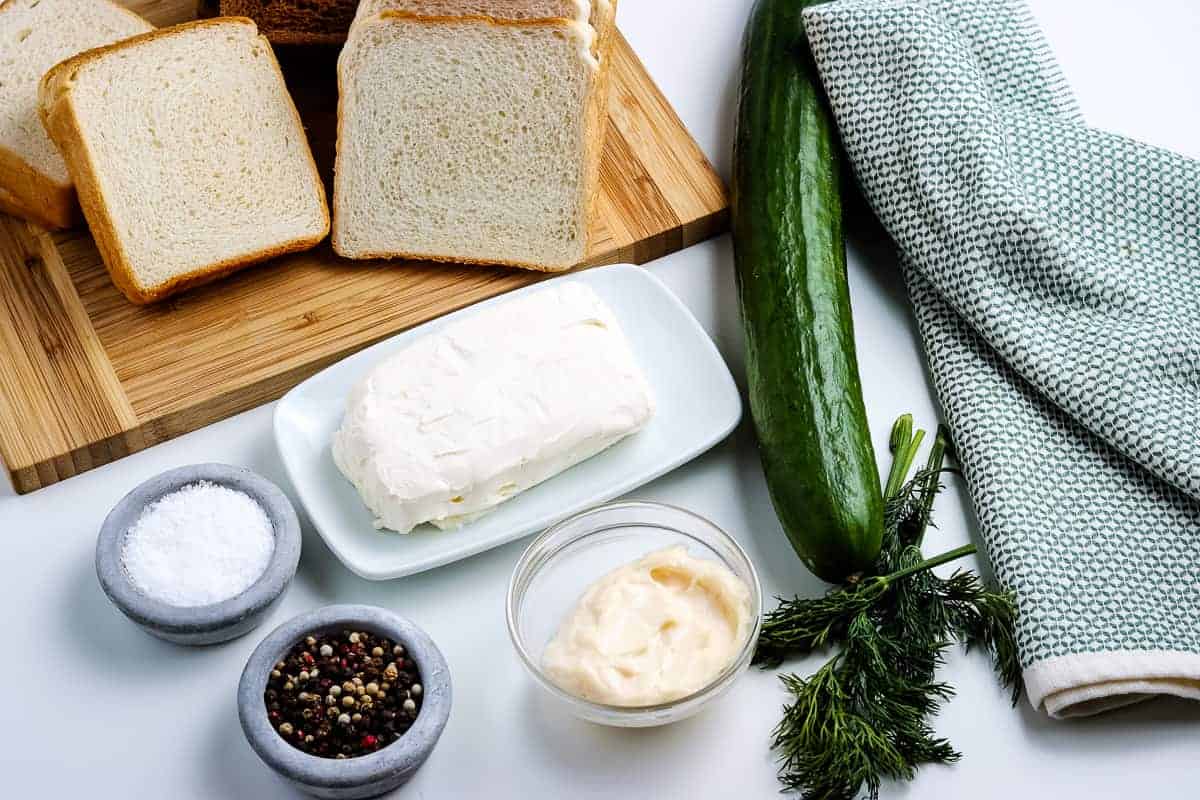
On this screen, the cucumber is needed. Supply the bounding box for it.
[732,0,883,583]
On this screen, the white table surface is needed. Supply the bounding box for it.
[4,1,1199,797]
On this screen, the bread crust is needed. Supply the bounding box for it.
[334,246,574,273]
[0,142,77,229]
[362,1,614,58]
[374,9,589,29]
[0,183,33,222]
[351,1,586,27]
[38,17,330,305]
[0,0,151,229]
[332,6,613,271]
[580,0,617,265]
[252,29,346,45]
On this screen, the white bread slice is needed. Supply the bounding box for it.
[351,1,617,60]
[332,3,616,270]
[0,0,152,229]
[39,18,330,304]
[352,1,594,28]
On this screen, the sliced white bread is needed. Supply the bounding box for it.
[351,0,617,60]
[352,1,596,27]
[39,18,330,304]
[0,0,152,229]
[332,1,617,270]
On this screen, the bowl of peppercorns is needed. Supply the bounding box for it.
[237,605,451,798]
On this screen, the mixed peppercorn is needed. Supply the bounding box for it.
[264,629,423,758]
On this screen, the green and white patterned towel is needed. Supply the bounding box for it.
[802,0,1200,717]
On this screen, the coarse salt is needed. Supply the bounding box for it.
[120,481,275,607]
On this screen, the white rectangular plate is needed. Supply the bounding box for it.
[273,264,742,580]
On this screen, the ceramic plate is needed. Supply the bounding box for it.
[273,264,742,580]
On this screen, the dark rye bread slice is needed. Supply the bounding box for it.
[219,0,358,44]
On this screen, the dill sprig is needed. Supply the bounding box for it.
[756,415,1022,799]
[772,614,958,800]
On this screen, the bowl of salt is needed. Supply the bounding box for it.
[95,463,302,646]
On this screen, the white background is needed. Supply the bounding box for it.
[3,1,1199,797]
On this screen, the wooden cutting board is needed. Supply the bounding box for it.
[0,0,727,493]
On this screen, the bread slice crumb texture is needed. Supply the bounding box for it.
[0,0,150,184]
[334,16,594,268]
[48,19,327,298]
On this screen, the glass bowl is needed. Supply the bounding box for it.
[506,501,762,727]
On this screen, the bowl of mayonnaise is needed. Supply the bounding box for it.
[505,501,762,727]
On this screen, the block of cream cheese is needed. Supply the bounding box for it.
[332,282,655,533]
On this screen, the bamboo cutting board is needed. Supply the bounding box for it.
[0,0,727,493]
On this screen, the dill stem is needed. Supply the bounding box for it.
[913,425,949,548]
[884,415,925,501]
[881,543,977,584]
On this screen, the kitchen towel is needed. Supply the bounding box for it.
[802,0,1200,718]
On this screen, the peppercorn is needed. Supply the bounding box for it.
[265,629,422,759]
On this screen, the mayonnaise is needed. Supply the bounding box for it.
[541,546,753,707]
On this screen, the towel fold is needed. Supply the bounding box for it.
[802,0,1200,717]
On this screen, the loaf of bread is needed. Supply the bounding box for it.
[219,0,358,44]
[332,1,617,271]
[39,18,330,304]
[0,0,152,229]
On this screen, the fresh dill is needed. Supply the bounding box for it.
[756,415,1022,799]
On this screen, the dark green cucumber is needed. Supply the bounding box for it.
[732,0,883,583]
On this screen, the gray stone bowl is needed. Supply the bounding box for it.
[238,605,452,798]
[95,463,302,646]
